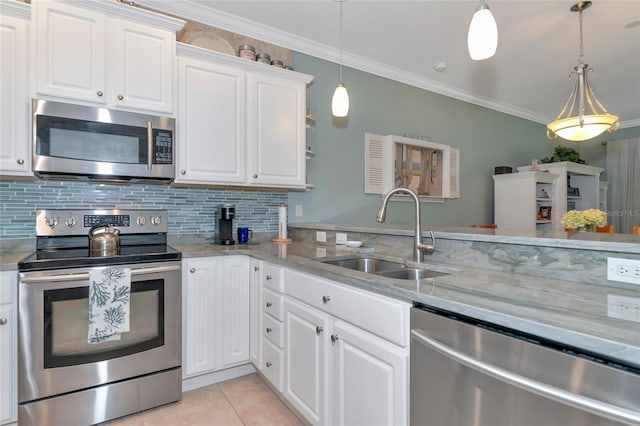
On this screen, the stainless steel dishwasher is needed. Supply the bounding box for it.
[410,305,640,426]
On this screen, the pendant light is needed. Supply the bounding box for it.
[547,1,619,142]
[467,0,498,61]
[331,0,349,117]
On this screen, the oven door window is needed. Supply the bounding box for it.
[44,279,164,368]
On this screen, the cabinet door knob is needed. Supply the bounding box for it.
[118,94,124,100]
[331,334,339,343]
[266,302,272,308]
[189,268,195,273]
[253,174,258,179]
[266,275,272,281]
[266,327,273,333]
[16,158,24,165]
[316,326,323,335]
[96,90,103,97]
[254,266,260,272]
[0,318,7,326]
[322,295,331,303]
[266,361,272,368]
[181,170,186,175]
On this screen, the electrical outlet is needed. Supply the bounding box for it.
[295,205,303,217]
[316,231,326,243]
[607,294,640,323]
[336,232,347,245]
[607,257,640,285]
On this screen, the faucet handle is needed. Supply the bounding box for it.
[418,230,436,255]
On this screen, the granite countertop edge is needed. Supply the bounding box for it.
[171,239,639,370]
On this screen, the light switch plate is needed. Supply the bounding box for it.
[316,231,326,243]
[336,232,347,245]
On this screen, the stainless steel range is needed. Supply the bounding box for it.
[17,209,182,426]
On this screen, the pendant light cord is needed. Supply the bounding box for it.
[578,8,584,65]
[339,0,344,83]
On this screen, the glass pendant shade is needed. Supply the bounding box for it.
[547,3,619,142]
[467,2,498,60]
[332,82,349,117]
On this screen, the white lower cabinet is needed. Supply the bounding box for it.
[283,269,410,426]
[283,297,330,425]
[182,256,249,378]
[0,271,18,426]
[260,263,285,392]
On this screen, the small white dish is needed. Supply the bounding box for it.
[345,240,363,248]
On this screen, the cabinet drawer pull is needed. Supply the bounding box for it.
[118,94,124,100]
[17,158,24,165]
[266,327,273,333]
[322,295,331,303]
[189,268,195,273]
[266,361,272,368]
[331,334,339,343]
[266,302,273,308]
[254,266,260,272]
[0,318,7,326]
[96,90,103,97]
[181,170,186,175]
[316,326,323,335]
[253,174,258,179]
[266,275,272,280]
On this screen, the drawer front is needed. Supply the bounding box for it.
[285,269,409,347]
[0,271,16,305]
[262,338,283,392]
[263,263,284,292]
[263,313,283,347]
[263,287,284,321]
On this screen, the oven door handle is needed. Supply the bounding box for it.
[20,264,181,284]
[410,329,640,426]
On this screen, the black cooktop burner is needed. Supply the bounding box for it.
[18,244,181,271]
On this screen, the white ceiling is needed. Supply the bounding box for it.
[143,1,640,128]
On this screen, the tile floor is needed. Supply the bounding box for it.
[103,373,303,426]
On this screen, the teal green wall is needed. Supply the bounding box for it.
[289,52,552,227]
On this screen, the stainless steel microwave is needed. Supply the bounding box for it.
[32,99,175,183]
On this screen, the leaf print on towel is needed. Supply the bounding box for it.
[90,279,110,308]
[104,305,127,332]
[112,285,130,304]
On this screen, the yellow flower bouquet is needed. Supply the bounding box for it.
[562,209,607,231]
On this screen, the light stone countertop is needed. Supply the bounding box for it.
[3,234,638,370]
[170,234,640,371]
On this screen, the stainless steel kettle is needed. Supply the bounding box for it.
[89,223,120,256]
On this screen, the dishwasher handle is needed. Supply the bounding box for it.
[411,329,640,426]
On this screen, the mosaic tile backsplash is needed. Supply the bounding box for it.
[0,180,287,238]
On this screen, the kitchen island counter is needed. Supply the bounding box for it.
[170,233,640,371]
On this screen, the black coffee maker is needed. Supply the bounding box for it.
[218,203,235,245]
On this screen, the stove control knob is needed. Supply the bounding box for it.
[136,216,147,226]
[64,216,77,227]
[151,216,161,226]
[45,216,59,228]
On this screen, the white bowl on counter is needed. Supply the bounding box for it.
[345,240,363,248]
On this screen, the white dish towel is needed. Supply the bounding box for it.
[88,267,131,344]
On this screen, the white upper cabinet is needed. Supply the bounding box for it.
[0,1,31,177]
[247,73,307,188]
[32,0,184,114]
[175,43,313,189]
[176,49,246,184]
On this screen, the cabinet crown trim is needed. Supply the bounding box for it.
[2,0,31,19]
[61,0,186,32]
[177,42,314,84]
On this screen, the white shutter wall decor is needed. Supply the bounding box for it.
[364,133,460,200]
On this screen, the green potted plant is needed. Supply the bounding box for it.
[540,145,587,165]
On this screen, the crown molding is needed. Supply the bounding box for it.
[0,0,31,20]
[137,1,638,128]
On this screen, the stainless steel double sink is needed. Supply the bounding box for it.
[317,256,452,280]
